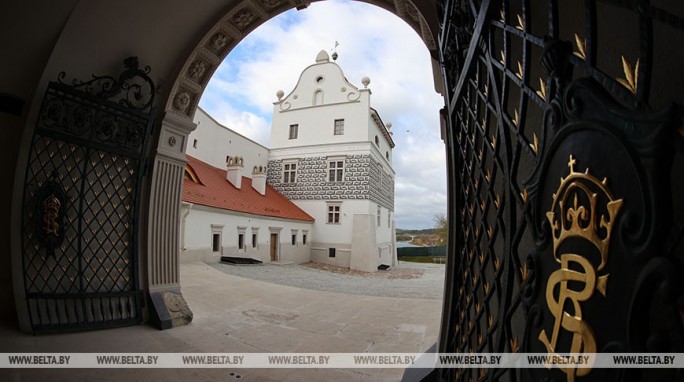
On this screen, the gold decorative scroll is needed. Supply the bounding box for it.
[539,155,623,382]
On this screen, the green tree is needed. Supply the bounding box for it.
[434,213,448,245]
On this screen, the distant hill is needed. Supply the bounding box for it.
[396,228,438,235]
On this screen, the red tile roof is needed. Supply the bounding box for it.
[182,155,314,222]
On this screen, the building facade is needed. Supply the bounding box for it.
[183,51,397,271]
[267,50,397,272]
[181,109,317,265]
[181,154,315,264]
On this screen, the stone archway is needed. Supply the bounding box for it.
[166,0,439,121]
[145,0,444,327]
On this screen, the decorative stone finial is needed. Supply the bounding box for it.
[316,50,330,63]
[361,76,370,88]
[276,90,284,100]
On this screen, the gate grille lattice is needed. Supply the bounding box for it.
[21,57,154,332]
[438,0,684,380]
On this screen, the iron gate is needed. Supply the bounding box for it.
[20,57,154,332]
[437,0,684,381]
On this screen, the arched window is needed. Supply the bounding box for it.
[375,135,379,146]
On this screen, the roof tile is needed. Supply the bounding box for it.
[182,155,314,222]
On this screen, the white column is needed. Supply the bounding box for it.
[146,111,196,329]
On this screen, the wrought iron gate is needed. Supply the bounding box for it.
[437,0,684,381]
[20,58,154,332]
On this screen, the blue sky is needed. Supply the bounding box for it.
[199,0,446,230]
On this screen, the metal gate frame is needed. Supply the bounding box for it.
[19,57,154,332]
[435,1,684,381]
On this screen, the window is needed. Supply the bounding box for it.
[212,234,220,252]
[184,165,201,184]
[377,205,381,227]
[334,119,344,135]
[238,226,246,251]
[251,227,259,248]
[386,151,389,160]
[328,159,344,182]
[302,232,307,245]
[292,234,297,245]
[283,161,297,183]
[375,135,379,146]
[289,124,298,139]
[327,203,341,224]
[329,248,336,258]
[193,139,198,149]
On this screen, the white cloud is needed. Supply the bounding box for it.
[199,0,446,229]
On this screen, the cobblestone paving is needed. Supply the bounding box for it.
[210,261,445,299]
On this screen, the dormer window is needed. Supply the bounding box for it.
[184,164,201,184]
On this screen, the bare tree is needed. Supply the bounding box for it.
[434,213,448,245]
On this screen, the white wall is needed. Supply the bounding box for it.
[189,108,269,171]
[294,199,395,270]
[294,199,370,243]
[270,56,373,150]
[369,116,394,165]
[180,203,313,264]
[271,98,371,149]
[373,203,396,266]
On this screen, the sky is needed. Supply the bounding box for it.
[199,0,446,230]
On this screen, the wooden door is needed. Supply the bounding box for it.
[269,234,278,261]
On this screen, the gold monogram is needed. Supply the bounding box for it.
[42,193,62,236]
[539,155,623,381]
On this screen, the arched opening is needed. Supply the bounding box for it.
[167,0,447,361]
[6,0,445,352]
[6,1,684,381]
[144,0,445,327]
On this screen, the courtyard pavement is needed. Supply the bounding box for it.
[210,261,445,299]
[1,262,444,381]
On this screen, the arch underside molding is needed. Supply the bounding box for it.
[162,0,439,123]
[436,0,684,381]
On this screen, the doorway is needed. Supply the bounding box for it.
[269,233,278,262]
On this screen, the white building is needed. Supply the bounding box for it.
[181,153,315,265]
[181,50,397,272]
[267,50,397,272]
[181,110,314,265]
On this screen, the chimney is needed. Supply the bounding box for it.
[252,165,267,196]
[226,155,244,189]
